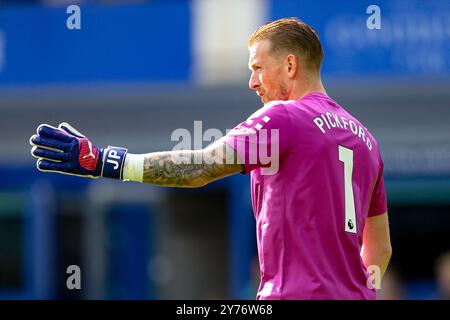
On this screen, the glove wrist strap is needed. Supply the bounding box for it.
[101,146,128,180]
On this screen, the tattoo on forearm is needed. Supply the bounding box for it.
[142,146,243,187]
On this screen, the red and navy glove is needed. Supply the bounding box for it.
[30,122,127,180]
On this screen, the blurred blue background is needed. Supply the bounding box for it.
[0,0,449,300]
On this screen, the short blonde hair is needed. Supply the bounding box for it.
[248,17,323,72]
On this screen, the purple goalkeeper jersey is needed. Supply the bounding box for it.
[222,92,387,300]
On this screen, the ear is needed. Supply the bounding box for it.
[285,54,298,79]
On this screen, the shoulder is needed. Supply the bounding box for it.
[247,100,295,122]
[226,100,295,137]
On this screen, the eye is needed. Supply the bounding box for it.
[249,64,262,72]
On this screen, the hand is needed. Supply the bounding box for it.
[30,122,102,178]
[30,122,128,179]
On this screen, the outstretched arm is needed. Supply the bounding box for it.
[30,122,244,187]
[137,142,244,187]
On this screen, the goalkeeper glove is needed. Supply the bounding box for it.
[30,122,128,180]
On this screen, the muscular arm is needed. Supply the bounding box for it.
[362,212,392,280]
[141,141,244,188]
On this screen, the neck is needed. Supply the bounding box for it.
[288,75,326,101]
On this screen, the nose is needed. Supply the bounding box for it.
[248,71,260,91]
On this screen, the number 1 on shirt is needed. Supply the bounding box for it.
[339,145,357,234]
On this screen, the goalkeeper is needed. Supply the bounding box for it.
[29,18,392,300]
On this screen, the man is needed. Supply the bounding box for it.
[30,18,392,299]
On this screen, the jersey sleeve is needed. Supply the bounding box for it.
[220,101,291,175]
[368,154,388,217]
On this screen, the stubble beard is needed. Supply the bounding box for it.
[264,82,289,104]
